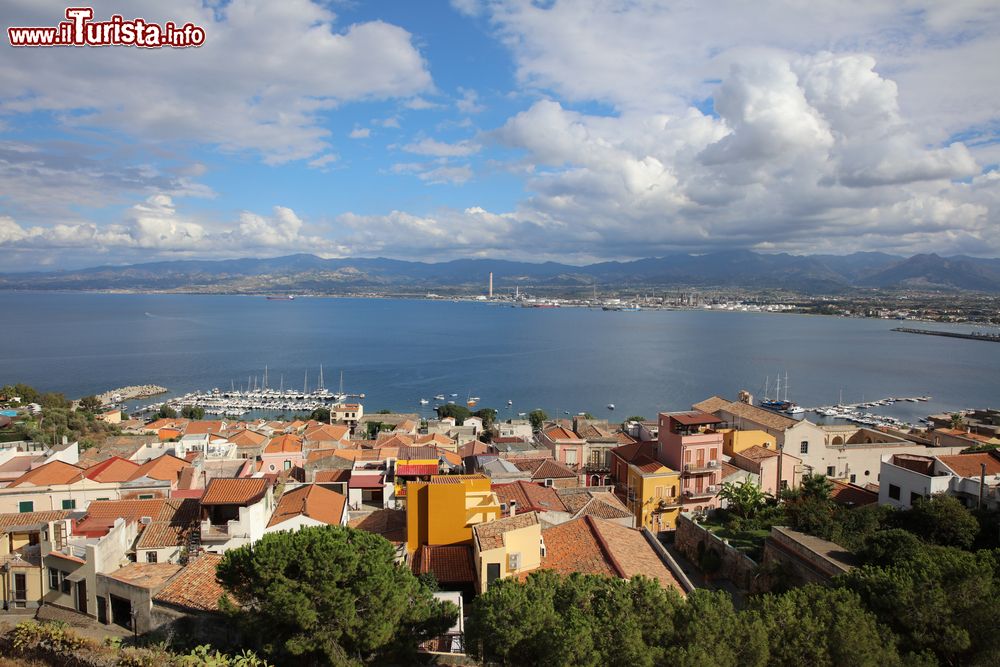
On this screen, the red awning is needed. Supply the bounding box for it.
[395,464,439,477]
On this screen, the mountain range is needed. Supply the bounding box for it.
[2,251,999,294]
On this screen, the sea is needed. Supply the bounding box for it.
[1,292,997,424]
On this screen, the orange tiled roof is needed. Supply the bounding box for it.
[474,511,539,550]
[543,426,583,441]
[631,454,667,474]
[130,454,190,482]
[557,490,631,520]
[737,445,779,462]
[829,480,879,507]
[411,544,476,584]
[154,554,232,612]
[201,477,269,505]
[7,460,84,487]
[348,508,406,544]
[267,484,346,528]
[0,510,72,531]
[304,424,350,442]
[226,429,268,447]
[264,434,303,455]
[183,421,225,436]
[514,458,578,480]
[109,562,182,588]
[937,452,1000,478]
[538,516,683,592]
[84,456,141,483]
[493,481,566,513]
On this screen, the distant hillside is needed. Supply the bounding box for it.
[2,251,999,293]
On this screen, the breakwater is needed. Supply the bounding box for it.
[891,327,1000,343]
[97,384,168,404]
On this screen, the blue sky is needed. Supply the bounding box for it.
[1,0,999,270]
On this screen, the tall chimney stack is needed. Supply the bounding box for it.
[489,272,493,298]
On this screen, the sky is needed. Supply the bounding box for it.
[0,0,998,271]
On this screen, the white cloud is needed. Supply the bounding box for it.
[404,97,443,110]
[307,153,339,169]
[456,88,485,114]
[349,128,372,139]
[0,0,433,163]
[402,138,480,157]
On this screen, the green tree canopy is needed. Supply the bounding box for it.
[624,415,646,422]
[895,494,980,549]
[217,525,456,666]
[77,395,102,413]
[745,585,901,667]
[528,409,548,431]
[436,403,472,424]
[717,479,771,519]
[309,407,330,422]
[155,405,178,419]
[180,405,205,420]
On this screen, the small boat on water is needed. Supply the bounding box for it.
[266,295,295,301]
[434,394,445,400]
[507,400,513,406]
[607,403,615,410]
[419,398,429,405]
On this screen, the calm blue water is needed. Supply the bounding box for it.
[0,293,996,422]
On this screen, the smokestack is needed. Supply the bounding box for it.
[509,499,517,517]
[489,272,493,298]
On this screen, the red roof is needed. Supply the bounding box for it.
[669,411,723,426]
[349,474,384,489]
[937,452,1000,478]
[201,477,269,505]
[411,544,476,584]
[84,456,141,483]
[395,464,439,477]
[492,480,566,513]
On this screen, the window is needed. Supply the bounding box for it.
[18,501,33,513]
[849,474,856,483]
[544,479,554,487]
[910,492,922,505]
[138,494,154,500]
[565,449,577,465]
[826,466,836,477]
[283,460,292,471]
[864,470,870,476]
[49,567,60,590]
[799,441,809,454]
[61,499,76,510]
[888,484,901,500]
[146,551,158,563]
[61,576,71,595]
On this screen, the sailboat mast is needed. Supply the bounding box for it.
[264,365,268,390]
[784,372,789,402]
[318,365,325,390]
[304,370,308,395]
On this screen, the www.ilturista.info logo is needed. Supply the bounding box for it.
[8,7,206,48]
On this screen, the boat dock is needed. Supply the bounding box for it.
[892,327,1000,343]
[97,384,168,405]
[138,387,365,418]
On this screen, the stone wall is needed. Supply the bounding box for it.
[674,514,758,591]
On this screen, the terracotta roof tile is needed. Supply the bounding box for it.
[610,441,657,464]
[828,480,879,507]
[492,481,566,513]
[937,452,1000,478]
[737,445,779,462]
[201,477,269,505]
[264,434,303,454]
[130,454,190,483]
[0,510,72,531]
[315,469,352,484]
[7,460,84,487]
[396,464,440,477]
[590,518,684,592]
[543,426,583,441]
[84,456,141,483]
[108,562,181,589]
[268,484,346,528]
[154,554,232,612]
[348,509,406,543]
[183,421,225,436]
[411,544,476,585]
[474,512,539,550]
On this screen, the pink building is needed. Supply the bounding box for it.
[261,434,304,474]
[657,412,725,511]
[730,445,802,496]
[538,426,586,470]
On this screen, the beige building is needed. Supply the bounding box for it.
[472,511,543,593]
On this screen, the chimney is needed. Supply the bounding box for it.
[489,272,494,298]
[509,499,517,517]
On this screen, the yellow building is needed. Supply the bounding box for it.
[1,510,71,610]
[406,474,501,555]
[472,511,543,593]
[719,428,777,457]
[625,456,681,531]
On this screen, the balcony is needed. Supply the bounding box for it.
[200,520,247,541]
[654,498,682,510]
[683,460,720,474]
[683,485,719,500]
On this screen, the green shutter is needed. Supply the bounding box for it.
[18,501,33,513]
[61,499,76,510]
